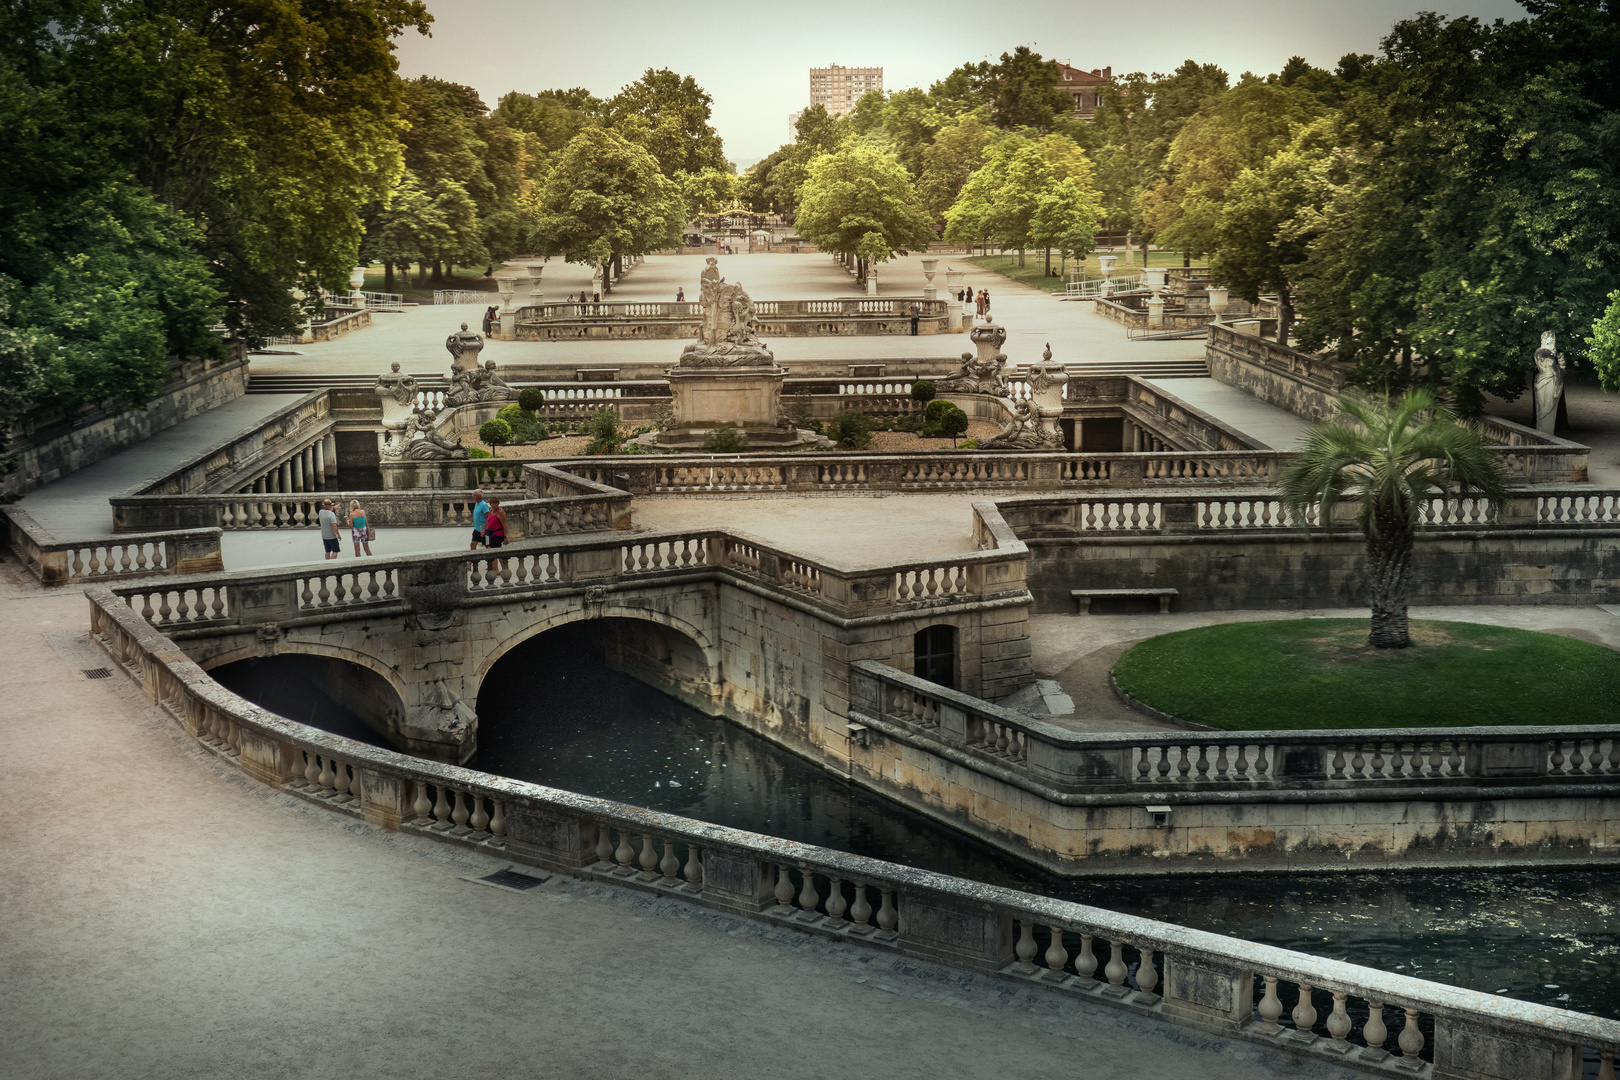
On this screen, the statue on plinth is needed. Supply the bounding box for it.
[1533,330,1565,435]
[382,405,469,460]
[984,342,1067,450]
[937,322,1010,396]
[445,322,484,372]
[445,357,515,408]
[676,257,775,367]
[374,361,419,407]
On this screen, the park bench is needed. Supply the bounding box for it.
[1070,587,1178,615]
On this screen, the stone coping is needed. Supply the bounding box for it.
[84,583,1620,1066]
[3,505,223,586]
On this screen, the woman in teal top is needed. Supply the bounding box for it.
[349,500,373,557]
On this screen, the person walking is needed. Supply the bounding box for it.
[909,301,920,336]
[676,287,685,302]
[349,499,373,557]
[481,306,496,336]
[470,488,490,551]
[317,499,341,561]
[484,495,508,573]
[974,289,986,321]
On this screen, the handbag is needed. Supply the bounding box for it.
[365,523,376,541]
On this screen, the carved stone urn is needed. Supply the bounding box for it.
[445,322,484,373]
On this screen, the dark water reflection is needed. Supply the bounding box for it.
[227,636,1620,1021]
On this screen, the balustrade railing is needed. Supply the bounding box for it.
[88,586,1620,1079]
[851,660,1620,794]
[131,390,334,499]
[3,507,224,587]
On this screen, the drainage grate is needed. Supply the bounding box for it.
[480,868,547,891]
[82,668,112,680]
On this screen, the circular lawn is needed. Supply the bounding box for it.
[1111,619,1620,729]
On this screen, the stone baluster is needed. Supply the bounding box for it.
[1258,976,1284,1032]
[314,439,326,483]
[1074,934,1098,986]
[682,844,703,889]
[613,827,634,873]
[1325,991,1351,1050]
[849,881,873,932]
[1396,1007,1424,1063]
[1292,983,1317,1042]
[488,800,506,843]
[1103,939,1128,995]
[824,877,846,923]
[316,754,336,797]
[659,838,680,881]
[1015,920,1038,972]
[1134,945,1158,998]
[1599,1052,1615,1080]
[332,758,351,802]
[432,783,451,828]
[1363,1001,1388,1054]
[773,865,795,910]
[595,821,614,865]
[796,868,820,920]
[468,794,490,836]
[874,887,897,937]
[1043,926,1068,980]
[637,833,659,878]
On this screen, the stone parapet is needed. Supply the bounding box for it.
[2,506,222,587]
[84,581,1620,1079]
[513,298,950,341]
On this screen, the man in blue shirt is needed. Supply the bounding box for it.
[470,488,490,550]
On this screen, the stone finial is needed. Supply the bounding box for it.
[1042,342,1053,363]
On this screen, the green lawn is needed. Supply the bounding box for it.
[966,251,1194,294]
[359,264,497,301]
[1111,619,1620,729]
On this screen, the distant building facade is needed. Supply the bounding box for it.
[790,64,882,141]
[1054,63,1111,120]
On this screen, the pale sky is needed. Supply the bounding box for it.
[394,0,1529,167]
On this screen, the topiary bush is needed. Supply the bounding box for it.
[921,399,968,439]
[469,447,493,459]
[479,417,512,445]
[517,386,546,413]
[829,409,872,450]
[938,406,969,444]
[700,423,749,453]
[910,379,936,404]
[497,401,545,442]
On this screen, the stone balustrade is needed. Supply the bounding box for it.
[83,585,1620,1079]
[131,390,336,499]
[513,298,951,340]
[310,308,372,341]
[3,506,223,586]
[852,659,1620,792]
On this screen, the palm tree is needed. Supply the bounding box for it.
[1278,389,1509,649]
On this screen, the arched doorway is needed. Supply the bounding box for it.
[914,625,957,689]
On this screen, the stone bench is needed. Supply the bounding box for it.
[1070,587,1178,615]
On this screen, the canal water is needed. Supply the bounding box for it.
[217,632,1620,1024]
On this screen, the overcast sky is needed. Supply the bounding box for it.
[393,0,1529,167]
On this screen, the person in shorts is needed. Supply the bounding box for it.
[470,489,489,550]
[317,499,341,560]
[349,499,372,557]
[484,495,508,572]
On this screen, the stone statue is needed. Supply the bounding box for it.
[937,323,1010,396]
[445,357,515,407]
[677,256,774,367]
[382,405,468,460]
[373,361,418,407]
[984,342,1067,450]
[445,322,484,372]
[1533,330,1565,435]
[984,398,1043,449]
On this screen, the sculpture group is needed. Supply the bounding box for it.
[373,321,516,460]
[677,257,775,368]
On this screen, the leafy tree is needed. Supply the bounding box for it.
[582,407,624,454]
[607,68,726,178]
[529,129,682,293]
[794,146,934,285]
[679,168,739,218]
[910,379,936,404]
[1278,389,1508,649]
[916,111,1001,229]
[930,47,1073,131]
[944,134,1099,266]
[493,88,601,159]
[1588,291,1620,392]
[479,417,511,445]
[828,409,873,450]
[1030,178,1103,277]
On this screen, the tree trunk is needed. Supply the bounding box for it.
[383,262,394,293]
[1140,236,1149,269]
[1183,251,1191,267]
[1366,525,1414,649]
[1276,288,1295,348]
[1556,390,1569,433]
[431,260,443,285]
[1018,248,1025,268]
[1044,246,1051,277]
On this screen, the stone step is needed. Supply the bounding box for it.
[247,373,447,394]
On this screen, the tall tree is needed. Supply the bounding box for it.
[1279,389,1508,649]
[607,68,726,178]
[794,146,934,285]
[529,128,682,293]
[944,134,1099,266]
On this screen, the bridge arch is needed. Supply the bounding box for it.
[203,645,408,750]
[475,603,721,687]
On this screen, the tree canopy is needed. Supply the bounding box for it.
[793,146,934,281]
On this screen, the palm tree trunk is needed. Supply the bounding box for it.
[1365,531,1414,649]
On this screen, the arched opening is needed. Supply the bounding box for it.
[914,624,957,689]
[209,654,406,750]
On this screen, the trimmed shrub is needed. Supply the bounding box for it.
[910,379,936,404]
[479,418,512,445]
[957,438,978,450]
[582,407,623,455]
[469,447,493,458]
[829,409,872,450]
[939,406,969,443]
[700,423,749,453]
[497,402,526,424]
[922,399,968,439]
[517,386,546,413]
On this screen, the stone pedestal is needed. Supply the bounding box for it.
[921,258,938,302]
[657,365,798,448]
[496,277,517,340]
[866,269,878,296]
[524,263,544,307]
[944,269,965,332]
[1147,296,1166,328]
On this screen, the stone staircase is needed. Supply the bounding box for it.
[246,373,447,395]
[1060,358,1209,379]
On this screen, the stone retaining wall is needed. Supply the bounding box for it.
[2,356,248,498]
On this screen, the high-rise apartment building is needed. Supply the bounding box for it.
[809,64,883,115]
[790,64,882,139]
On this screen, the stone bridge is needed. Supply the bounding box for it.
[110,516,1032,764]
